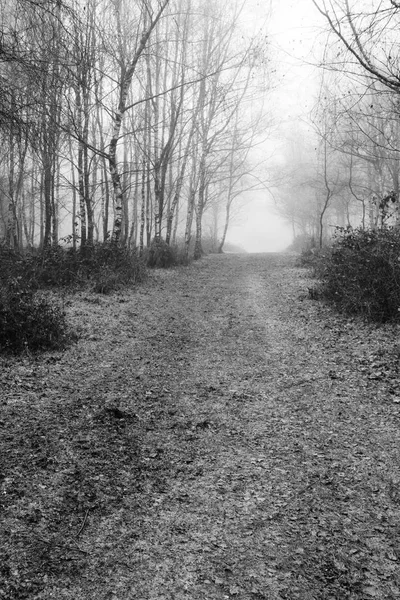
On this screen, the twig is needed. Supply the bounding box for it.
[36,535,89,555]
[71,543,89,555]
[75,508,90,538]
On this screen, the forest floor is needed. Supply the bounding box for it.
[1,253,400,600]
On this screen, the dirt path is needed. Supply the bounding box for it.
[2,253,400,599]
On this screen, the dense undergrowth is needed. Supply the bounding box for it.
[0,234,229,353]
[302,226,400,322]
[0,243,146,290]
[0,243,147,353]
[0,235,239,354]
[145,238,186,268]
[0,281,69,354]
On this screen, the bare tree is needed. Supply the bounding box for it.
[312,0,400,91]
[107,0,171,244]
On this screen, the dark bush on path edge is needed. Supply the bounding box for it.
[309,226,400,322]
[296,246,332,274]
[87,244,147,293]
[0,279,69,353]
[146,238,179,268]
[0,243,146,292]
[0,243,146,352]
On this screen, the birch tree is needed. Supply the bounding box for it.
[108,0,171,244]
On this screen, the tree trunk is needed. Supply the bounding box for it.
[218,203,231,253]
[184,188,196,260]
[139,158,146,254]
[51,156,59,246]
[193,161,207,259]
[193,203,204,260]
[6,122,19,250]
[77,138,87,248]
[165,121,194,244]
[109,0,171,244]
[43,154,53,248]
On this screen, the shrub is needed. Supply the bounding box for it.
[91,266,121,294]
[297,246,332,274]
[28,246,81,287]
[0,279,69,353]
[314,226,400,322]
[0,243,146,292]
[87,244,146,291]
[146,238,178,268]
[0,247,25,282]
[0,242,146,352]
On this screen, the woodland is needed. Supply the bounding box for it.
[2,1,400,258]
[277,1,400,250]
[0,0,268,258]
[2,2,400,599]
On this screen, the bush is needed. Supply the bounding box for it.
[0,247,25,282]
[0,279,69,353]
[297,246,333,274]
[314,226,400,322]
[0,243,146,292]
[146,238,178,268]
[91,266,122,294]
[88,244,146,292]
[0,243,147,352]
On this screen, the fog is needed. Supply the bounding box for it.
[227,207,293,253]
[225,0,321,253]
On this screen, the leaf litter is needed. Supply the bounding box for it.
[1,253,400,599]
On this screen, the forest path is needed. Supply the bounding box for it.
[2,253,400,599]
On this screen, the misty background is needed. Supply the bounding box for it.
[227,0,321,252]
[1,0,399,256]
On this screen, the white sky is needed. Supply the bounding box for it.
[226,0,323,252]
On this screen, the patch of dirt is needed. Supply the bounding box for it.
[1,253,400,599]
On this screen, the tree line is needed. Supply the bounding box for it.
[0,0,266,258]
[276,0,400,248]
